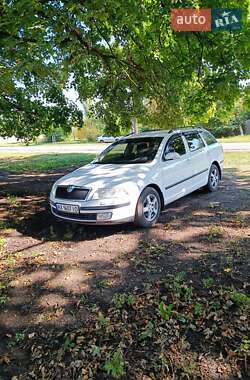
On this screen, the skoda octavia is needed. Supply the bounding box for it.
[50,128,223,227]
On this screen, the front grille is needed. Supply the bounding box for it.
[54,209,97,221]
[55,186,89,200]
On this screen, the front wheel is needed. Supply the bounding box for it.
[135,187,161,228]
[206,164,220,192]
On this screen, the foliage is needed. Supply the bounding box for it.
[43,127,69,143]
[194,302,203,318]
[112,292,136,309]
[0,0,83,140]
[239,339,250,355]
[104,348,125,378]
[81,119,102,142]
[201,95,250,137]
[0,0,250,137]
[203,277,214,289]
[208,225,224,240]
[140,321,154,340]
[230,291,250,309]
[0,76,83,140]
[158,301,173,321]
[14,332,25,343]
[97,312,110,328]
[4,271,248,378]
[0,237,6,249]
[0,280,7,305]
[205,117,239,137]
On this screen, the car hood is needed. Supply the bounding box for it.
[56,163,153,189]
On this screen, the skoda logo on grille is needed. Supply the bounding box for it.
[67,185,75,193]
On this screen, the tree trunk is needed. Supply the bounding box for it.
[131,119,138,134]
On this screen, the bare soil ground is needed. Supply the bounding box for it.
[0,167,249,379]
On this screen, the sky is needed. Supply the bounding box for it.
[63,87,85,114]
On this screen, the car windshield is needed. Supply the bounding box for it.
[95,137,163,164]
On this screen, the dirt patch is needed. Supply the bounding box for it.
[0,169,249,379]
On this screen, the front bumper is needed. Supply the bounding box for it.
[50,200,135,225]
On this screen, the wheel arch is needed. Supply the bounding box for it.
[144,184,164,210]
[211,161,222,179]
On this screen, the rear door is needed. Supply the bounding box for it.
[183,131,210,189]
[161,134,193,204]
[200,130,224,171]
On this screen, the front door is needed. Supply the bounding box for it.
[161,134,193,204]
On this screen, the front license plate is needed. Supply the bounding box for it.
[56,204,80,214]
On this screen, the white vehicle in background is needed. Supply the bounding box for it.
[50,128,223,228]
[97,135,119,143]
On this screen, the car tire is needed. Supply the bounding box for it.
[135,187,161,228]
[206,164,220,192]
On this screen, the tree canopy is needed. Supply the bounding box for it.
[0,0,250,138]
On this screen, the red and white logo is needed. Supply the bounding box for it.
[171,9,211,32]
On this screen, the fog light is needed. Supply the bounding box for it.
[97,212,112,221]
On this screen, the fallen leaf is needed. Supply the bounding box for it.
[0,355,10,365]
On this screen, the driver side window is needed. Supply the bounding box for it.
[164,135,186,159]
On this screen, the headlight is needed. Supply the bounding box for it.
[91,187,129,200]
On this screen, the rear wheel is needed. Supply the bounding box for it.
[206,164,220,192]
[135,187,161,228]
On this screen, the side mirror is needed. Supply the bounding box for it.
[164,152,180,161]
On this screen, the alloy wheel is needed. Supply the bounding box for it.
[210,167,219,189]
[143,194,159,222]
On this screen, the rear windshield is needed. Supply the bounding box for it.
[95,137,163,164]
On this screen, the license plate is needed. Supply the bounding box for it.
[56,204,79,214]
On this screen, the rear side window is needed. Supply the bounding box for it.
[201,131,217,145]
[184,132,205,152]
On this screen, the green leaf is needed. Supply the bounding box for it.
[158,301,173,321]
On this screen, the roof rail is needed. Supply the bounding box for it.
[140,128,170,133]
[124,132,136,136]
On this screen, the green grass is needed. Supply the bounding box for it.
[0,153,95,173]
[219,135,250,143]
[224,152,250,171]
[0,151,249,174]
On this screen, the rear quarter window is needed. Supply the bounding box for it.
[201,131,217,145]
